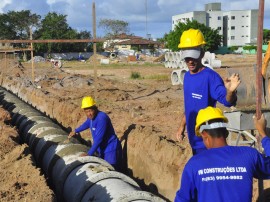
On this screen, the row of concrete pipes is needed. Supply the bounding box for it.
[0,87,165,202]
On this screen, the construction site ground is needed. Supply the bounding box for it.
[0,53,269,201]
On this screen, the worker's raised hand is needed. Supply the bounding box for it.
[224,73,241,93]
[68,131,76,139]
[253,114,267,138]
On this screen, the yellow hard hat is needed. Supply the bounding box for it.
[195,107,228,136]
[81,96,96,109]
[178,28,206,48]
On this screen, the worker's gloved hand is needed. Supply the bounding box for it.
[68,131,76,139]
[253,114,267,138]
[225,73,241,93]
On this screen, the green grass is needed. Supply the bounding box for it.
[130,71,142,79]
[145,74,169,81]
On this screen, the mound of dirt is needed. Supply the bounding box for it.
[0,108,54,201]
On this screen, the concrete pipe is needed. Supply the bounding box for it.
[81,175,142,202]
[28,128,68,150]
[211,59,222,68]
[164,61,170,68]
[17,115,52,134]
[12,109,42,125]
[0,87,165,202]
[22,122,61,142]
[171,70,181,85]
[42,144,89,177]
[115,191,165,202]
[63,168,140,202]
[35,136,71,168]
[168,52,173,61]
[165,52,169,61]
[179,67,189,85]
[52,155,114,201]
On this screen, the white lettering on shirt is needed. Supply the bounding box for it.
[192,93,202,99]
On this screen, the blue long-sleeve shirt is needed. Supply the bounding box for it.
[175,137,270,202]
[184,67,233,149]
[75,111,119,156]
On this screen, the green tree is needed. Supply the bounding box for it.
[263,29,270,44]
[165,20,222,52]
[34,12,88,53]
[0,10,40,40]
[98,18,129,37]
[0,13,16,39]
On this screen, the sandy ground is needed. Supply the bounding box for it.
[0,53,269,201]
[0,108,55,201]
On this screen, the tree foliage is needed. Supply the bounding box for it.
[98,18,129,37]
[165,20,222,52]
[263,29,270,44]
[34,12,91,53]
[0,10,40,47]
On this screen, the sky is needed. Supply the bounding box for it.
[0,0,270,39]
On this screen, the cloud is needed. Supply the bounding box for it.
[0,0,269,38]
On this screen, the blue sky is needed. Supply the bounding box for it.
[1,0,270,39]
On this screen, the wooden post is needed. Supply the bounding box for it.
[92,1,97,99]
[5,52,7,69]
[30,28,34,83]
[256,0,265,201]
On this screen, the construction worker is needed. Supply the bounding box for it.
[174,106,270,202]
[175,28,241,155]
[68,96,122,171]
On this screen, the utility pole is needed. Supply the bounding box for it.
[145,0,148,38]
[92,1,97,98]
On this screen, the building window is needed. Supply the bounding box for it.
[231,36,235,40]
[231,26,235,30]
[242,36,244,37]
[246,26,248,27]
[242,25,244,27]
[231,16,235,20]
[246,15,249,17]
[242,15,244,17]
[217,27,222,30]
[218,16,221,20]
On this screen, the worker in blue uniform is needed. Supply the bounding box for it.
[175,106,270,202]
[175,29,241,155]
[68,96,122,171]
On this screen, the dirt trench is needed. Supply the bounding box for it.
[0,58,269,201]
[0,107,54,201]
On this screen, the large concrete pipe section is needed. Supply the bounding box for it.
[0,87,165,202]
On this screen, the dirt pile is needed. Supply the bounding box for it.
[0,107,54,201]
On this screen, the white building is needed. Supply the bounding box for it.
[172,2,258,47]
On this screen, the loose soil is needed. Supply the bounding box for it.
[0,54,269,201]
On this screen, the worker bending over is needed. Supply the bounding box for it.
[175,106,270,201]
[69,96,122,171]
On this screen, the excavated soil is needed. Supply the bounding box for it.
[0,108,54,201]
[0,54,269,201]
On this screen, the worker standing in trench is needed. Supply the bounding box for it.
[175,28,241,155]
[174,106,270,201]
[68,96,123,171]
